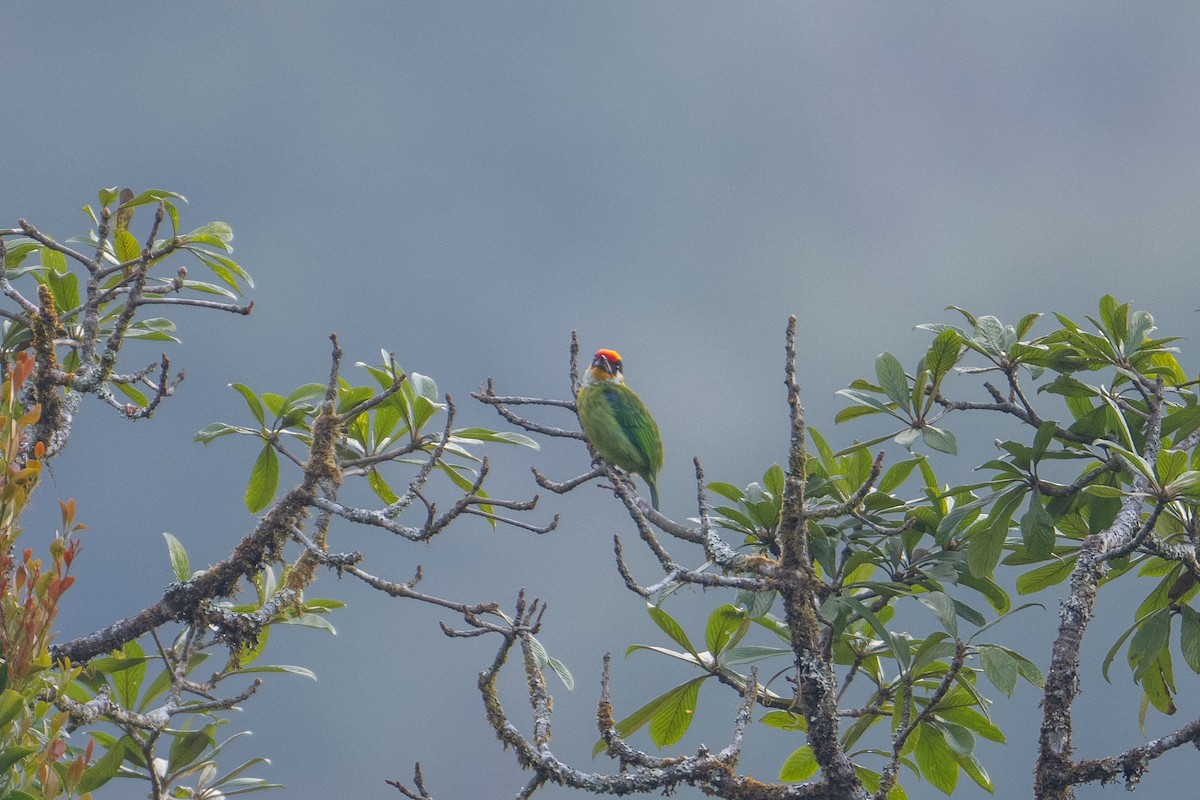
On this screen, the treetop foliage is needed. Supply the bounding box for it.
[2,190,1199,800]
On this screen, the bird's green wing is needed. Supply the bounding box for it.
[603,385,663,475]
[578,383,664,509]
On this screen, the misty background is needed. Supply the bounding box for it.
[3,4,1200,798]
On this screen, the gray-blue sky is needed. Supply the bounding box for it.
[4,4,1200,798]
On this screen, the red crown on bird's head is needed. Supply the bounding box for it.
[589,349,624,381]
[594,349,622,366]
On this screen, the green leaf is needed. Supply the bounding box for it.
[1082,484,1125,499]
[40,246,67,275]
[113,640,147,709]
[1019,493,1055,560]
[763,463,785,497]
[134,653,208,712]
[230,383,265,426]
[1016,557,1076,594]
[760,710,806,731]
[1180,605,1200,674]
[955,750,994,793]
[912,631,955,672]
[1147,350,1187,385]
[946,305,978,326]
[835,595,911,670]
[625,644,704,667]
[835,403,886,424]
[168,727,213,771]
[936,705,1005,743]
[198,250,252,288]
[278,613,335,633]
[707,482,744,503]
[947,601,986,631]
[743,483,779,529]
[194,252,249,292]
[261,392,287,419]
[1096,428,1148,478]
[1139,649,1176,718]
[186,221,234,246]
[1103,616,1144,682]
[914,723,959,794]
[367,468,399,504]
[647,676,703,747]
[968,488,1022,578]
[279,382,326,411]
[195,422,252,444]
[524,635,575,691]
[974,315,1009,356]
[338,384,377,415]
[546,656,575,692]
[704,604,748,657]
[922,425,958,455]
[879,458,919,493]
[0,688,26,727]
[779,745,818,782]
[1166,470,1200,497]
[112,380,148,407]
[124,188,187,210]
[77,739,127,793]
[1124,309,1151,349]
[736,589,777,619]
[1156,448,1189,485]
[1097,294,1123,343]
[126,319,181,343]
[1031,420,1057,459]
[163,532,191,582]
[876,352,911,408]
[925,328,962,382]
[451,427,539,449]
[204,755,273,790]
[244,445,279,513]
[595,676,707,756]
[960,574,1011,614]
[836,388,898,417]
[978,644,1018,697]
[0,746,37,775]
[1040,374,1099,399]
[917,591,958,636]
[647,605,700,660]
[1128,608,1171,682]
[114,228,141,264]
[1013,649,1044,688]
[43,267,80,311]
[940,720,976,755]
[1162,405,1200,440]
[438,461,480,495]
[852,764,910,800]
[895,427,921,448]
[1016,312,1042,338]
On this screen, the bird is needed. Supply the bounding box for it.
[576,348,664,509]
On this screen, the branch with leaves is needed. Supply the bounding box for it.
[10,193,1200,800]
[2,190,553,800]
[453,296,1200,799]
[462,324,1027,799]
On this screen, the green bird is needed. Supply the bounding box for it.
[576,348,664,509]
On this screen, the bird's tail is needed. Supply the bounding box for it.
[648,479,660,511]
